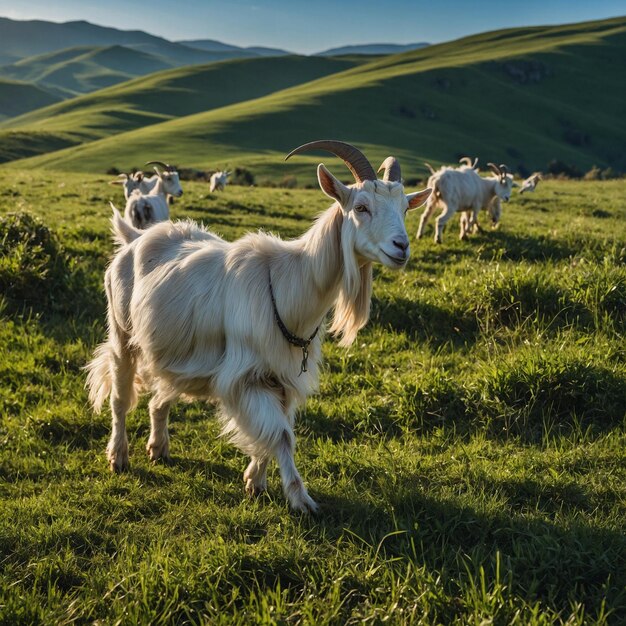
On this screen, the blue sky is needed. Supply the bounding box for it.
[0,0,624,53]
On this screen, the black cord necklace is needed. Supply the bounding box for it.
[269,274,319,375]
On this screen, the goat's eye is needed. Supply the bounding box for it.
[354,204,369,213]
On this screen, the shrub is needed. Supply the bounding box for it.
[279,175,298,189]
[230,167,255,186]
[0,212,71,311]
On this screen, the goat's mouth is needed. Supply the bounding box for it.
[381,249,408,267]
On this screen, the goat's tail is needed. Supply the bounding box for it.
[109,203,142,246]
[84,342,113,413]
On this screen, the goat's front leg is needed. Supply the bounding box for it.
[146,397,171,462]
[435,206,454,244]
[274,430,318,514]
[221,384,317,513]
[244,456,269,497]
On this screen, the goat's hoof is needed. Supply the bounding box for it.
[109,457,129,473]
[245,479,266,498]
[146,441,170,463]
[107,445,129,473]
[289,491,319,515]
[291,493,319,515]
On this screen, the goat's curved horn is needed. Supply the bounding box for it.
[116,173,128,180]
[487,162,502,176]
[145,160,172,171]
[472,157,479,169]
[285,140,376,183]
[499,163,509,175]
[377,156,401,182]
[459,157,472,167]
[424,162,436,175]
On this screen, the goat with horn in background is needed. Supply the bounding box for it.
[418,161,517,243]
[86,140,431,513]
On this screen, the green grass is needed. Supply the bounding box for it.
[0,172,624,624]
[2,16,625,178]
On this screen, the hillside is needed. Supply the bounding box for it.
[0,45,176,96]
[317,42,429,56]
[0,79,61,121]
[180,39,291,56]
[3,16,626,177]
[0,55,366,163]
[0,17,248,67]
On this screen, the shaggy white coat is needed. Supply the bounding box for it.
[417,168,516,243]
[86,165,431,512]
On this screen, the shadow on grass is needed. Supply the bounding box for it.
[370,295,479,347]
[303,358,626,446]
[303,484,626,622]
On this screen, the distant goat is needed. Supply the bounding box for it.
[110,162,182,230]
[520,173,542,194]
[86,140,431,513]
[109,172,140,201]
[417,162,517,243]
[210,170,231,192]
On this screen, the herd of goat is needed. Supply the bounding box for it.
[91,141,542,512]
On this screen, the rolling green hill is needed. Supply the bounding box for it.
[0,55,366,163]
[0,79,61,121]
[0,45,176,96]
[3,16,626,177]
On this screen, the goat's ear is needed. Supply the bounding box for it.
[109,180,123,186]
[317,163,351,207]
[406,187,432,210]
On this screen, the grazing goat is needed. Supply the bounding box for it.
[520,172,542,194]
[417,162,517,243]
[109,172,140,201]
[86,140,431,513]
[210,170,231,192]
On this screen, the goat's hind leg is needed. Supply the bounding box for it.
[106,347,136,472]
[146,396,172,463]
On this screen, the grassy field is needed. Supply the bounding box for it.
[0,171,625,624]
[2,16,625,178]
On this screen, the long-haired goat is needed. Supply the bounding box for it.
[210,170,231,192]
[417,162,517,243]
[110,161,183,230]
[86,140,431,513]
[520,172,542,194]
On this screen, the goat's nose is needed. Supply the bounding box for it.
[392,237,409,252]
[178,190,184,196]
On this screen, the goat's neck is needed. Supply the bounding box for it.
[269,204,344,336]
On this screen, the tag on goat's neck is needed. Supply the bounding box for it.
[299,346,309,376]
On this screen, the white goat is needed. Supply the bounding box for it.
[109,172,140,201]
[86,140,431,513]
[110,161,183,230]
[520,172,542,194]
[417,162,517,243]
[210,170,231,193]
